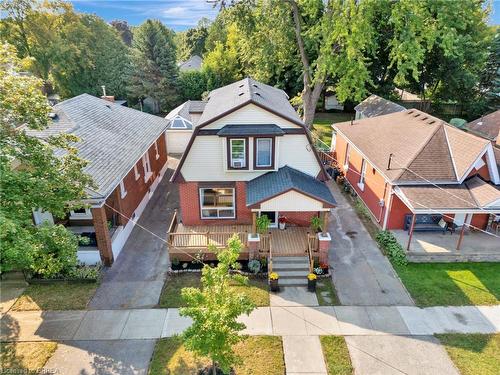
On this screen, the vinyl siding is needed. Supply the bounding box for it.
[166,130,193,154]
[203,104,302,129]
[259,190,326,211]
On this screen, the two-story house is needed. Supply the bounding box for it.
[168,78,336,268]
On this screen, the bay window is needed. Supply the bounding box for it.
[200,188,235,219]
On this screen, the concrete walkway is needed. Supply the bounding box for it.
[327,181,414,306]
[2,305,499,342]
[88,161,179,309]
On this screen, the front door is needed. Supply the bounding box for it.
[260,211,278,228]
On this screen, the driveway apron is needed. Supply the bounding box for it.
[89,161,178,309]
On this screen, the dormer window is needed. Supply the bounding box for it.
[228,138,247,169]
[254,137,274,169]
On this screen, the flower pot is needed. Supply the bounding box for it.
[307,279,316,292]
[279,222,286,230]
[270,278,279,292]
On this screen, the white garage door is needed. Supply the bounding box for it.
[166,131,193,154]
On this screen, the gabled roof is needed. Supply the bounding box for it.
[26,94,169,200]
[166,100,206,124]
[197,77,303,127]
[465,110,500,141]
[246,166,336,207]
[354,94,406,118]
[334,109,490,183]
[178,55,203,71]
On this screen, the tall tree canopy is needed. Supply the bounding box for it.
[175,18,210,62]
[0,43,92,274]
[209,0,494,126]
[111,19,133,46]
[128,19,179,112]
[0,0,131,98]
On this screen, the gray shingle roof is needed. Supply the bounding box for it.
[197,77,303,127]
[246,166,336,207]
[165,100,206,126]
[26,94,169,200]
[217,124,285,137]
[355,94,406,118]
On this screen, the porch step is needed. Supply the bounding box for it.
[277,270,309,278]
[272,256,310,277]
[279,277,308,287]
[273,256,310,263]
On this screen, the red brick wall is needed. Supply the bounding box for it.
[386,194,412,230]
[179,181,253,225]
[470,213,489,230]
[282,211,318,227]
[106,132,167,225]
[466,155,491,181]
[336,134,389,223]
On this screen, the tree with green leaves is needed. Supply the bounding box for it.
[111,19,133,46]
[178,70,208,102]
[0,43,92,275]
[175,19,209,62]
[128,19,179,112]
[0,0,131,98]
[180,234,255,375]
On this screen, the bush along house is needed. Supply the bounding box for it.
[27,94,170,266]
[331,109,500,262]
[169,78,336,283]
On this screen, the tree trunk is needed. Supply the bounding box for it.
[302,81,325,129]
[212,359,216,375]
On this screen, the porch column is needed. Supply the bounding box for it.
[407,213,416,252]
[92,207,114,266]
[252,212,257,235]
[456,214,469,251]
[322,211,329,236]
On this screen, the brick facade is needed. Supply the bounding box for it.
[91,206,113,266]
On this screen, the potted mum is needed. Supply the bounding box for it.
[269,272,279,292]
[307,273,317,292]
[278,215,287,230]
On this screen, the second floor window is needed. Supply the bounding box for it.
[344,143,350,169]
[358,159,367,190]
[255,138,272,168]
[229,138,246,169]
[142,152,152,182]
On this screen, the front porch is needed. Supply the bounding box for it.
[392,230,500,262]
[167,211,319,261]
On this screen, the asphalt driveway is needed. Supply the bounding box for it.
[89,160,179,309]
[327,181,414,306]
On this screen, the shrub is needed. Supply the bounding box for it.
[310,216,322,232]
[256,215,271,234]
[248,259,261,274]
[66,263,102,280]
[375,231,408,266]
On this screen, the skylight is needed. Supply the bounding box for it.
[170,115,192,129]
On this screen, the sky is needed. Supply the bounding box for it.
[68,0,500,31]
[70,0,219,31]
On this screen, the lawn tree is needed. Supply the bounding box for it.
[0,0,130,98]
[180,234,255,375]
[128,19,179,112]
[0,43,93,275]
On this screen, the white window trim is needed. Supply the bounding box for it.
[134,164,140,180]
[256,138,273,167]
[358,159,367,191]
[119,180,127,199]
[142,152,152,182]
[343,144,350,171]
[69,208,92,220]
[154,141,160,160]
[229,138,246,168]
[199,188,236,219]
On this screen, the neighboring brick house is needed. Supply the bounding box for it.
[170,78,336,260]
[28,94,170,266]
[331,109,500,237]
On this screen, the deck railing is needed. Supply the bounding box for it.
[168,231,248,249]
[307,233,319,272]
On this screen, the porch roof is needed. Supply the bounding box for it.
[246,166,336,207]
[395,177,500,212]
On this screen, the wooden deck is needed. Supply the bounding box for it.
[168,221,313,259]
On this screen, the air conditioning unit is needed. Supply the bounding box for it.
[231,159,245,168]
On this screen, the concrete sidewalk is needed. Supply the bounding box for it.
[2,305,499,342]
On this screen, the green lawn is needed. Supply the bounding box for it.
[11,282,98,311]
[393,263,500,306]
[149,336,285,375]
[159,273,270,308]
[320,336,353,375]
[316,278,340,305]
[436,334,500,375]
[1,342,58,373]
[313,112,353,147]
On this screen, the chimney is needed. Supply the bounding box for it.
[101,85,114,102]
